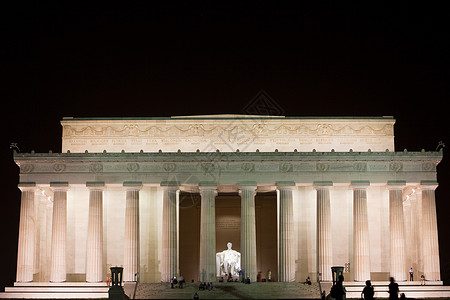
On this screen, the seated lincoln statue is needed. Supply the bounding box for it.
[216,242,241,277]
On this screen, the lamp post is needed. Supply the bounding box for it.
[109,267,125,300]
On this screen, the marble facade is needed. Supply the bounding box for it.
[13,115,442,283]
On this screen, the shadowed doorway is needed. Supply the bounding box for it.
[178,192,277,282]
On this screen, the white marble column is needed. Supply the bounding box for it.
[239,182,257,282]
[86,182,104,282]
[277,181,295,282]
[161,181,179,282]
[123,182,142,282]
[421,181,441,280]
[199,182,217,282]
[315,182,333,281]
[352,181,371,282]
[388,181,406,281]
[50,182,69,282]
[16,183,36,282]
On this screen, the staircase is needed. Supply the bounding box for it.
[0,282,109,299]
[3,281,449,299]
[322,281,450,299]
[125,282,322,299]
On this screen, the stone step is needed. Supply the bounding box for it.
[13,282,108,287]
[0,282,109,299]
[0,292,109,299]
[321,281,450,299]
[5,286,109,293]
[127,282,322,299]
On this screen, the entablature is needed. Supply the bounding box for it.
[14,150,442,185]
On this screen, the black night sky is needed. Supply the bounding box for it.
[1,2,449,290]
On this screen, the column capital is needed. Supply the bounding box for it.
[238,181,258,190]
[123,181,142,191]
[314,181,333,190]
[50,182,69,192]
[276,181,296,190]
[387,180,406,190]
[199,182,218,196]
[18,182,36,192]
[351,180,370,189]
[420,180,438,190]
[160,181,180,190]
[86,181,105,191]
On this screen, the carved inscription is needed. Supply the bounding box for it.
[216,218,241,230]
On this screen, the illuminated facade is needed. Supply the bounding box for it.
[12,115,442,285]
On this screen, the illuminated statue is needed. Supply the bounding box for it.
[216,242,241,277]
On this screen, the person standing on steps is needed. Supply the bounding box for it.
[409,267,414,281]
[361,280,374,300]
[388,277,399,300]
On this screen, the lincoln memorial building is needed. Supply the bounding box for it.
[13,115,442,285]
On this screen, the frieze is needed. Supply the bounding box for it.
[60,117,397,153]
[21,164,34,173]
[62,123,394,138]
[279,162,293,172]
[53,163,66,173]
[389,162,403,172]
[241,163,255,172]
[422,162,435,171]
[316,163,330,172]
[163,163,176,172]
[127,162,140,172]
[15,150,442,184]
[89,163,103,173]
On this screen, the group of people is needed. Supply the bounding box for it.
[329,271,426,300]
[218,273,239,282]
[170,275,185,289]
[410,267,426,285]
[198,282,214,291]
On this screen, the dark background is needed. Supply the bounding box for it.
[1,2,449,289]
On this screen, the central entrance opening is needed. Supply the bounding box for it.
[179,192,277,282]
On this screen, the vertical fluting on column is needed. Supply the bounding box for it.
[16,183,36,282]
[85,182,104,283]
[276,181,295,282]
[388,181,406,281]
[123,182,142,282]
[50,182,69,282]
[315,182,333,281]
[161,181,179,282]
[239,182,257,282]
[352,181,371,282]
[199,183,217,282]
[421,181,441,280]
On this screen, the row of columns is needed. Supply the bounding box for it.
[316,180,441,282]
[16,180,440,283]
[162,181,296,283]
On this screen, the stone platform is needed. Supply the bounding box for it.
[123,282,321,299]
[0,282,109,299]
[2,281,450,299]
